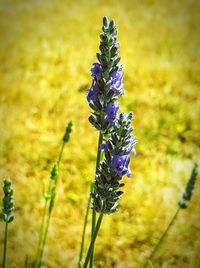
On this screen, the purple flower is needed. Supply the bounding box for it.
[110,69,124,95]
[127,137,138,155]
[100,139,114,155]
[105,102,119,124]
[112,155,131,177]
[87,81,99,105]
[91,63,102,79]
[100,143,108,154]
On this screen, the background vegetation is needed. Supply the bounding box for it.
[0,0,199,267]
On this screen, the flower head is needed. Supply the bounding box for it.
[86,17,123,132]
[1,178,14,223]
[179,163,199,209]
[92,112,137,214]
[87,17,137,214]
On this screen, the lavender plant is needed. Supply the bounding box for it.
[33,121,73,268]
[143,163,199,268]
[80,16,137,268]
[1,178,14,268]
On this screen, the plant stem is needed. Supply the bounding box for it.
[83,213,104,268]
[78,183,93,268]
[3,221,8,268]
[57,141,65,168]
[37,210,51,267]
[90,132,103,268]
[35,140,66,267]
[143,207,180,268]
[35,193,49,264]
[90,183,96,268]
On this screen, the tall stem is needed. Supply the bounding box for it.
[83,214,104,268]
[143,207,180,268]
[37,210,51,266]
[78,183,93,268]
[35,188,50,264]
[90,132,103,268]
[36,141,66,267]
[2,221,8,268]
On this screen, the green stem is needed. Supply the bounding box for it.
[57,141,65,167]
[37,211,51,267]
[3,221,8,268]
[35,195,49,265]
[78,184,93,268]
[90,132,103,268]
[143,207,180,268]
[36,141,66,267]
[83,214,104,268]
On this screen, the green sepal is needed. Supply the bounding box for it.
[103,16,109,28]
[8,214,14,223]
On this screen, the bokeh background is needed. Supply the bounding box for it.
[0,0,200,267]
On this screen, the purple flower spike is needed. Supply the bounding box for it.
[110,69,124,95]
[86,17,137,214]
[105,102,120,124]
[112,155,131,177]
[91,63,102,79]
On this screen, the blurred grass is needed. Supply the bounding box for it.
[0,0,200,267]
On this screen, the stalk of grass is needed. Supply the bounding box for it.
[143,163,198,268]
[1,178,14,268]
[34,121,73,268]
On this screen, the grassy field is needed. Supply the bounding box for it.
[0,0,200,267]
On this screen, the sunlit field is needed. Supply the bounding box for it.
[0,0,200,267]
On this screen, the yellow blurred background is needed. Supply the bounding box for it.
[0,0,200,267]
